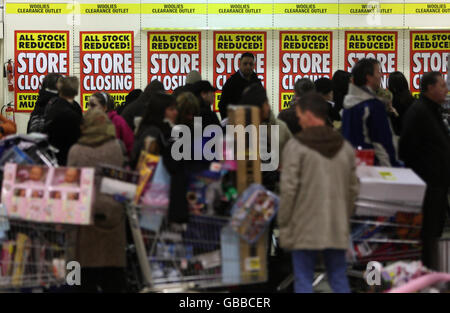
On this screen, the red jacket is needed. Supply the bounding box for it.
[107,111,134,157]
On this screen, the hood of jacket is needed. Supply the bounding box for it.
[296,126,344,158]
[343,83,377,109]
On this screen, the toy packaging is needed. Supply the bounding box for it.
[1,163,95,225]
[230,184,279,244]
[99,164,139,200]
[134,152,160,205]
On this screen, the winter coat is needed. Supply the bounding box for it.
[27,89,59,133]
[43,98,83,166]
[67,139,126,268]
[0,115,17,139]
[218,71,262,119]
[342,84,400,167]
[277,105,302,135]
[399,94,450,188]
[278,126,359,251]
[107,111,134,157]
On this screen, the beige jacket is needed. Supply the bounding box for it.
[278,126,359,251]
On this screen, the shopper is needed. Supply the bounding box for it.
[341,58,400,167]
[27,73,62,133]
[116,89,142,115]
[332,70,352,121]
[388,71,415,136]
[175,92,201,126]
[399,71,450,270]
[131,92,176,168]
[43,76,82,166]
[314,77,341,126]
[192,80,221,127]
[121,80,165,131]
[278,78,315,135]
[0,113,16,139]
[239,83,292,192]
[278,92,359,293]
[173,70,202,98]
[67,109,126,293]
[218,52,262,119]
[87,92,134,157]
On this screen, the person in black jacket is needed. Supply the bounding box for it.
[277,78,315,135]
[43,76,83,166]
[388,71,414,136]
[399,71,450,270]
[27,73,63,133]
[218,52,262,119]
[314,77,341,126]
[121,80,164,131]
[192,80,221,127]
[332,70,351,121]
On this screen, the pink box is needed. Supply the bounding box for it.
[1,164,95,225]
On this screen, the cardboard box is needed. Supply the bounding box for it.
[227,106,262,193]
[357,166,426,205]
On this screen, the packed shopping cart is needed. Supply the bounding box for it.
[0,205,73,291]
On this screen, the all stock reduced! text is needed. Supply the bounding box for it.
[279,32,332,111]
[213,32,267,111]
[14,31,70,112]
[410,31,450,97]
[345,31,398,89]
[148,32,201,92]
[80,32,134,111]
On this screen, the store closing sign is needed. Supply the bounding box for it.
[80,31,134,112]
[279,31,332,111]
[148,32,201,93]
[15,31,69,112]
[345,31,398,89]
[410,31,450,97]
[213,31,266,112]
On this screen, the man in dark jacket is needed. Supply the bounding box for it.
[277,78,315,135]
[44,76,82,166]
[218,52,262,119]
[27,73,62,133]
[399,71,450,270]
[342,58,400,167]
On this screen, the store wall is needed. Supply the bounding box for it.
[3,0,450,133]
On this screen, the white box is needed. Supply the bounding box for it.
[357,166,427,205]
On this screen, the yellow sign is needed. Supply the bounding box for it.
[81,33,132,51]
[83,93,128,111]
[149,33,200,51]
[379,171,396,181]
[215,33,265,51]
[280,93,294,110]
[80,4,140,14]
[281,33,331,51]
[340,3,403,15]
[6,3,73,14]
[142,3,206,14]
[214,93,221,113]
[346,33,396,51]
[411,32,450,51]
[16,93,39,111]
[406,3,450,14]
[209,3,272,14]
[275,3,338,14]
[16,32,68,51]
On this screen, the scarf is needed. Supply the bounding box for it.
[78,109,116,146]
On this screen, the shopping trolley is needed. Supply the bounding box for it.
[123,199,266,293]
[0,206,74,291]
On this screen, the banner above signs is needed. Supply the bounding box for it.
[345,31,398,89]
[279,31,333,111]
[148,32,201,93]
[80,31,135,111]
[14,30,70,112]
[6,1,450,29]
[410,30,450,97]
